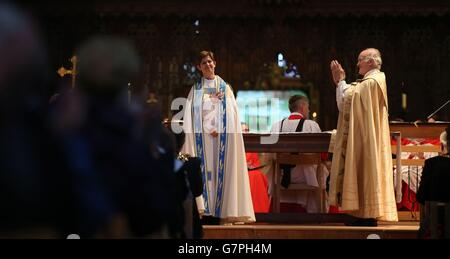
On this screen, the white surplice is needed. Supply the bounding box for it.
[268,115,329,213]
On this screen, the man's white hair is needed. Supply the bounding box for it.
[364,48,382,69]
[441,130,448,153]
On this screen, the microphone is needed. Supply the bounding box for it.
[427,98,450,120]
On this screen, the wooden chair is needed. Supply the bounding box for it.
[392,145,441,167]
[272,153,327,213]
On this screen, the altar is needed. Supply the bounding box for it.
[389,122,449,139]
[243,122,449,153]
[243,132,331,153]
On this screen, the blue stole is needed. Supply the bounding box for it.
[192,76,227,217]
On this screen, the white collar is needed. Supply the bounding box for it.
[291,112,304,117]
[364,69,380,78]
[203,76,216,82]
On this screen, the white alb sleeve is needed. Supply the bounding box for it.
[336,80,350,112]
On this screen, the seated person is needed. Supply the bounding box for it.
[416,127,450,238]
[267,95,329,213]
[417,127,450,204]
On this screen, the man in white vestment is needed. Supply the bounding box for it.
[181,51,255,224]
[329,48,398,226]
[268,95,329,213]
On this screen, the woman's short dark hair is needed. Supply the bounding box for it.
[197,50,215,65]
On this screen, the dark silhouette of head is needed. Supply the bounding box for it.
[76,36,140,99]
[0,3,49,113]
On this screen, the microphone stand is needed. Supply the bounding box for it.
[427,98,450,120]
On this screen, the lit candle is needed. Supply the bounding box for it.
[401,93,407,110]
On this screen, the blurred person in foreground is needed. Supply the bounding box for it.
[53,36,177,238]
[0,3,77,238]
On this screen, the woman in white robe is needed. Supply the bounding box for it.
[181,51,255,224]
